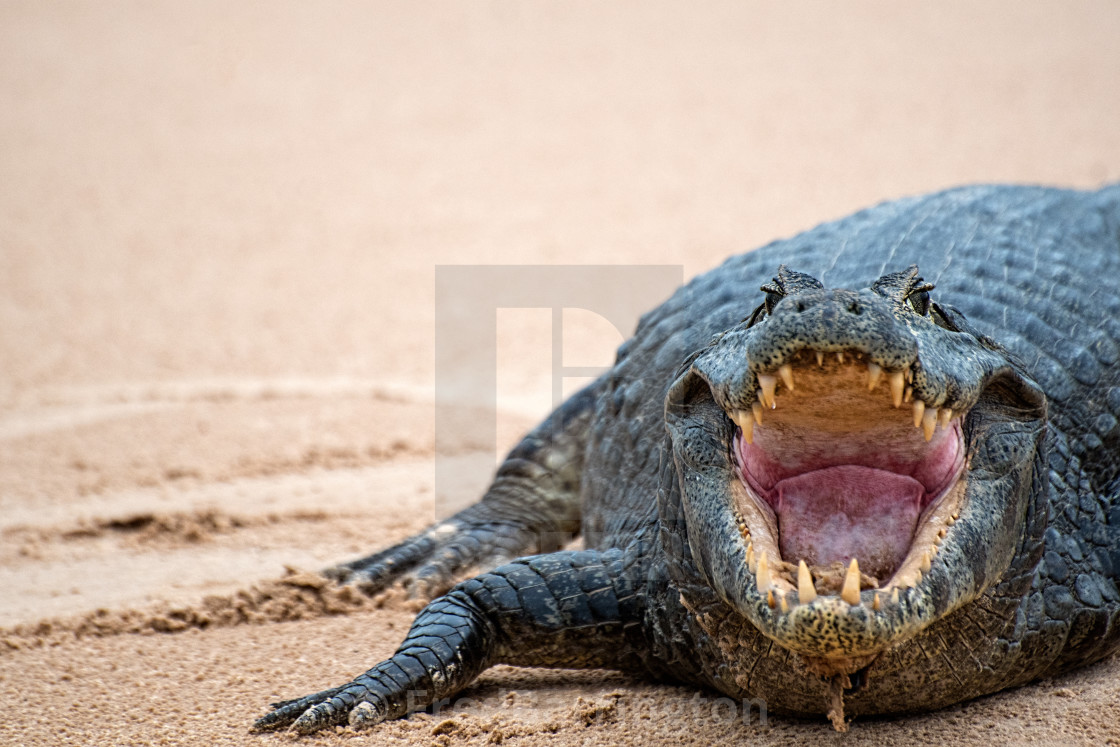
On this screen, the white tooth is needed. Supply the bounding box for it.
[756,552,771,593]
[758,375,777,408]
[867,362,882,391]
[779,592,789,613]
[841,558,861,605]
[889,372,905,408]
[905,368,913,383]
[938,408,952,428]
[891,587,900,605]
[816,350,825,367]
[797,560,817,604]
[904,386,913,403]
[920,550,931,572]
[837,351,845,364]
[872,592,881,611]
[922,407,938,441]
[778,363,795,392]
[737,411,754,443]
[912,400,926,428]
[751,402,765,425]
[747,542,756,572]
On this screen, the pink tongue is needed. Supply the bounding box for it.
[775,465,922,580]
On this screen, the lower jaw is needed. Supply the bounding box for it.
[728,474,968,661]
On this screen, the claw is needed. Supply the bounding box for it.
[349,700,383,729]
[293,704,334,735]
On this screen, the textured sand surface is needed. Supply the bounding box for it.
[2,2,1120,744]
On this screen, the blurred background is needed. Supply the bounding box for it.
[3,1,1118,403]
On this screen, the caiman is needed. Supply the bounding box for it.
[253,183,1120,733]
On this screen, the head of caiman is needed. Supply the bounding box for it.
[664,265,1047,705]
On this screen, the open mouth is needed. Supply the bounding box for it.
[727,348,967,608]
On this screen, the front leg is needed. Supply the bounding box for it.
[254,548,649,734]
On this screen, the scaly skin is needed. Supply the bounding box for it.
[254,184,1120,734]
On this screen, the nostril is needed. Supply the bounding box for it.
[848,301,861,315]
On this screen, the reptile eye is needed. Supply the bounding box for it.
[908,291,930,316]
[760,281,784,315]
[906,280,935,316]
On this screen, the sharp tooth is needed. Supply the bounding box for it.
[837,351,845,364]
[841,558,861,605]
[736,410,754,443]
[889,372,905,408]
[747,543,756,572]
[922,408,938,441]
[905,368,913,383]
[797,560,817,604]
[867,362,882,391]
[751,402,764,425]
[758,375,777,408]
[816,350,825,367]
[756,552,771,592]
[938,408,953,428]
[912,400,925,427]
[904,386,913,403]
[920,550,931,572]
[767,589,776,609]
[946,515,957,526]
[890,587,900,605]
[872,592,881,611]
[778,363,794,392]
[779,592,789,613]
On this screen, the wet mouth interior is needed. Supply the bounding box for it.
[730,350,966,591]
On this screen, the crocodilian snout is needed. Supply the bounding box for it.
[745,288,918,374]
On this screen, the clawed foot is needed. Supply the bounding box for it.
[252,683,387,735]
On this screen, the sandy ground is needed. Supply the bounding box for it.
[2,2,1120,745]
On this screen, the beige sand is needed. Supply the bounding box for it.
[2,2,1119,744]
